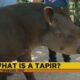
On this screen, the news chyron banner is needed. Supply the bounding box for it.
[0,62,80,72]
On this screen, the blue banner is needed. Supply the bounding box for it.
[44,0,69,8]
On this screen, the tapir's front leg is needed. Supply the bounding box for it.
[17,49,36,80]
[0,73,7,80]
[0,60,10,80]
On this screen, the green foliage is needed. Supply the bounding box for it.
[17,0,29,3]
[22,0,28,2]
[69,0,80,26]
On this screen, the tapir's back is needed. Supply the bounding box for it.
[0,3,47,35]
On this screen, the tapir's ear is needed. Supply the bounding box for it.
[44,6,54,26]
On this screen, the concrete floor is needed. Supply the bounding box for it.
[8,46,80,80]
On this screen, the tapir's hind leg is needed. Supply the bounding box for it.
[17,49,36,80]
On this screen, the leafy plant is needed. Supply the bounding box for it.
[17,0,29,3]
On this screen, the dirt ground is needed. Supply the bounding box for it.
[8,46,80,80]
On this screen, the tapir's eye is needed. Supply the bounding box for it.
[55,30,63,37]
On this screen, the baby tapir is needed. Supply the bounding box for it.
[0,3,80,80]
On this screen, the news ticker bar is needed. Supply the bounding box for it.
[0,62,80,72]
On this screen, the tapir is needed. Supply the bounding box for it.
[0,3,80,80]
